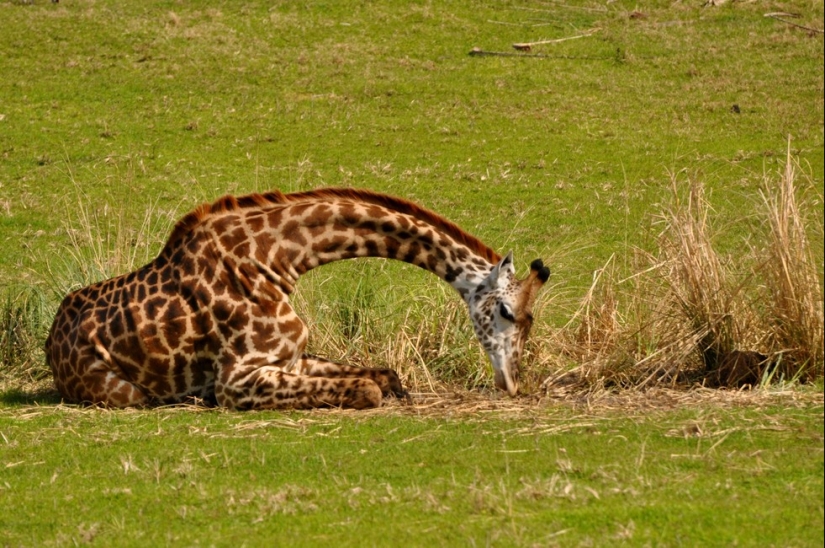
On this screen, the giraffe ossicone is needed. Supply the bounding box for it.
[46,188,550,409]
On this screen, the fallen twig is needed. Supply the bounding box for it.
[513,28,600,51]
[765,12,823,34]
[470,47,548,58]
[468,47,610,60]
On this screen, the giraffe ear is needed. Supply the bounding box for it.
[482,251,515,290]
[501,250,515,275]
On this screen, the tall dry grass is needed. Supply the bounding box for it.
[760,152,824,381]
[654,175,760,386]
[292,266,491,394]
[44,191,178,297]
[1,155,821,396]
[542,155,823,392]
[0,286,51,387]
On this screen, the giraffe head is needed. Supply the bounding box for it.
[467,252,551,397]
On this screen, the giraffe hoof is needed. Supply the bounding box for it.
[373,368,406,398]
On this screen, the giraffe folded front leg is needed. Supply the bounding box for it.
[216,366,383,410]
[294,356,408,399]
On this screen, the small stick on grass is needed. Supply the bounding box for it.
[470,48,547,58]
[513,28,600,51]
[468,47,611,60]
[764,12,823,34]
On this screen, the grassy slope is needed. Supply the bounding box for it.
[0,1,822,291]
[0,399,822,547]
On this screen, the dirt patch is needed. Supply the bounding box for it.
[2,378,821,419]
[298,385,825,421]
[348,386,825,418]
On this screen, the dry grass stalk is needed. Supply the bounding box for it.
[46,190,178,296]
[4,158,822,400]
[293,275,489,394]
[542,169,818,394]
[0,286,51,384]
[554,257,630,388]
[760,151,824,381]
[655,174,761,385]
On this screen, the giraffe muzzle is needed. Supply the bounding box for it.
[494,367,519,397]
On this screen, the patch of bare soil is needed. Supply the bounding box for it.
[2,378,821,419]
[322,385,824,419]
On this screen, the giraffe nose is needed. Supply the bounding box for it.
[494,368,519,397]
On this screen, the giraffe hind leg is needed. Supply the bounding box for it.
[293,355,408,399]
[216,365,383,410]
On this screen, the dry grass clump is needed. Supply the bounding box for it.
[543,153,823,393]
[293,273,490,394]
[540,258,641,390]
[654,175,758,386]
[45,190,177,296]
[760,155,824,381]
[0,286,51,386]
[533,182,733,393]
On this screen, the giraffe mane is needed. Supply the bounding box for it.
[168,188,502,264]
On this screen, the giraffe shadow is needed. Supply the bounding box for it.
[0,387,63,406]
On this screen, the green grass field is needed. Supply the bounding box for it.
[0,1,823,545]
[1,394,823,547]
[1,0,822,285]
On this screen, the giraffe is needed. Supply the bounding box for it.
[45,188,550,410]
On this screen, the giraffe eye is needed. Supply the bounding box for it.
[499,303,516,323]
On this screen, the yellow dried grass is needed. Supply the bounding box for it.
[539,154,823,394]
[760,150,824,381]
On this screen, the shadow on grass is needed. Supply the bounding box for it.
[0,387,63,407]
[0,387,223,409]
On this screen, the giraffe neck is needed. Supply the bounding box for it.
[171,190,501,300]
[256,197,498,298]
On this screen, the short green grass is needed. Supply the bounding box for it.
[1,0,822,384]
[0,2,823,545]
[0,0,822,290]
[1,398,822,547]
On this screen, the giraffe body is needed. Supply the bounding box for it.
[46,188,549,409]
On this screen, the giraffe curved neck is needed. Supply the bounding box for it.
[194,194,499,299]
